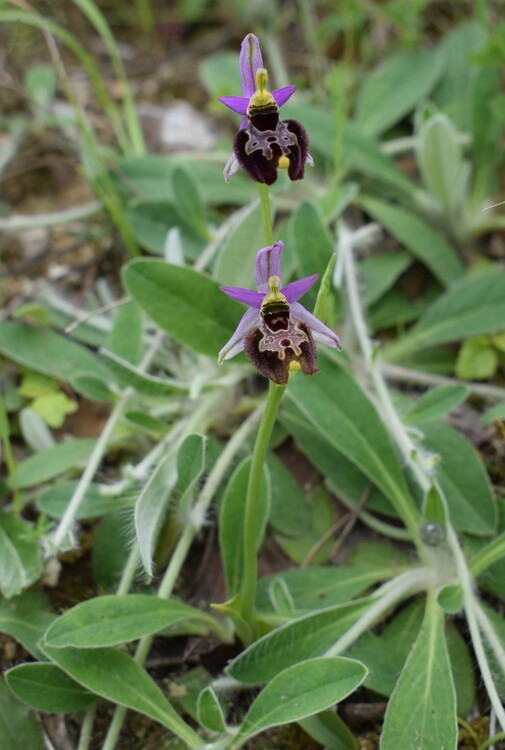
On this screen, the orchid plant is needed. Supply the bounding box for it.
[2,12,505,750]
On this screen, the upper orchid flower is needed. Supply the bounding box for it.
[218,241,341,385]
[219,34,313,185]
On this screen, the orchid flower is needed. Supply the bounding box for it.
[218,242,341,384]
[219,34,313,185]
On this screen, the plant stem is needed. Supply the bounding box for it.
[380,362,505,403]
[240,381,286,635]
[50,330,163,552]
[0,201,102,231]
[446,526,505,732]
[338,224,423,548]
[258,183,274,246]
[479,732,505,750]
[77,703,96,750]
[0,394,19,508]
[474,601,505,677]
[100,406,263,750]
[325,567,434,657]
[469,531,505,577]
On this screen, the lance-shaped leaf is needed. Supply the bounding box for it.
[380,597,457,750]
[6,663,96,713]
[43,595,222,648]
[123,258,241,357]
[40,643,203,749]
[236,657,367,744]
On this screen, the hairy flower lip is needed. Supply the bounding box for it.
[218,241,342,379]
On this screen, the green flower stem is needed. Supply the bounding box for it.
[469,531,505,577]
[241,380,286,636]
[100,406,263,750]
[258,183,274,246]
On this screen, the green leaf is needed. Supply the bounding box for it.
[360,197,463,286]
[368,289,426,331]
[0,322,110,386]
[0,676,45,750]
[219,457,270,597]
[275,487,335,566]
[128,201,202,257]
[456,338,498,380]
[383,270,505,363]
[135,449,178,577]
[446,622,476,717]
[237,658,366,743]
[402,384,469,424]
[348,601,424,697]
[92,511,131,591]
[299,710,357,750]
[416,112,470,221]
[282,402,394,518]
[267,453,311,538]
[24,64,56,112]
[117,155,256,206]
[100,348,188,396]
[227,599,372,684]
[479,602,505,698]
[359,251,412,306]
[40,643,202,748]
[282,103,415,197]
[176,434,207,508]
[292,201,333,309]
[14,438,97,489]
[197,687,227,733]
[0,512,41,598]
[171,166,207,238]
[286,355,415,521]
[420,421,496,535]
[123,258,240,357]
[256,565,393,613]
[214,201,268,288]
[6,663,95,712]
[36,481,134,519]
[108,300,143,365]
[356,49,442,137]
[480,400,505,427]
[0,590,55,659]
[432,22,487,131]
[43,594,219,648]
[380,598,457,750]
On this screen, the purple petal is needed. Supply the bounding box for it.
[240,34,263,98]
[291,302,342,350]
[282,274,319,303]
[272,85,297,107]
[224,152,240,183]
[218,308,260,363]
[220,285,264,308]
[305,152,314,167]
[218,95,249,115]
[254,241,284,291]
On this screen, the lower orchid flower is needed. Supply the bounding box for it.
[218,241,341,385]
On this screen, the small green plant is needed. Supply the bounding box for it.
[1,7,505,750]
